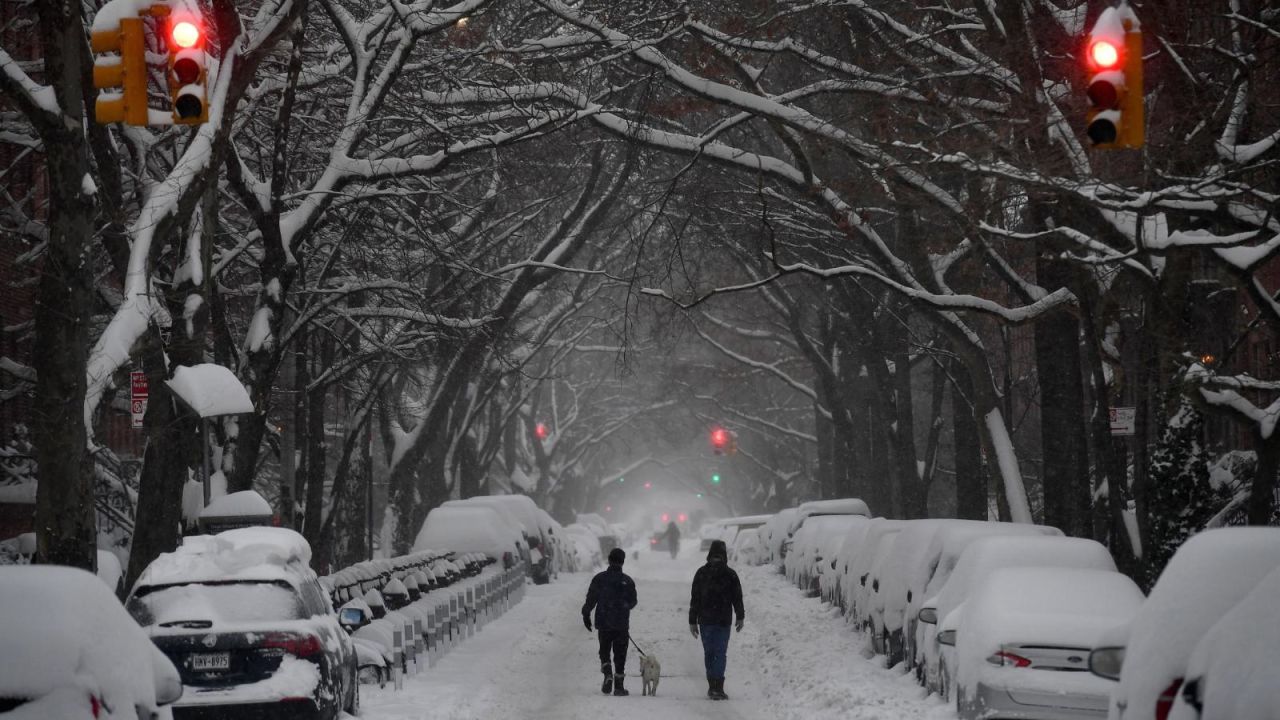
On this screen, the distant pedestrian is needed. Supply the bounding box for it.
[663,521,681,559]
[583,547,638,696]
[689,539,744,700]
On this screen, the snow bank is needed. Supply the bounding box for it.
[165,363,253,418]
[199,489,272,518]
[1112,527,1280,720]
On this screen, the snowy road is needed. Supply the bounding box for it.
[360,545,951,720]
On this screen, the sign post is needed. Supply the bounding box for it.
[1109,407,1136,436]
[130,371,149,429]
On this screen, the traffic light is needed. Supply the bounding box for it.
[167,15,208,124]
[534,422,549,440]
[1085,7,1143,148]
[711,474,721,484]
[91,14,148,125]
[710,427,728,454]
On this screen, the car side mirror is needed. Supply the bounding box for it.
[918,607,938,625]
[936,629,956,647]
[1088,646,1125,681]
[339,607,367,627]
[860,573,869,587]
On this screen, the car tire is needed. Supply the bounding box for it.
[345,679,360,716]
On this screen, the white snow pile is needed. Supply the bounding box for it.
[199,489,273,519]
[165,363,254,418]
[137,526,312,586]
[413,505,521,558]
[1112,527,1280,720]
[0,565,177,719]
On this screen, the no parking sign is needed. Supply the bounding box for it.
[131,371,148,428]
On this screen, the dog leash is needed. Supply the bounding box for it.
[627,634,648,658]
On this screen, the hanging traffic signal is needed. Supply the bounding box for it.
[534,422,549,440]
[167,15,209,124]
[1084,7,1143,148]
[91,13,148,125]
[711,474,721,484]
[710,427,728,455]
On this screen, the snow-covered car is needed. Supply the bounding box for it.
[921,535,1117,700]
[1169,562,1280,720]
[907,521,1063,678]
[126,527,358,720]
[760,508,798,565]
[0,565,183,720]
[831,516,878,613]
[443,496,549,581]
[563,523,603,569]
[785,514,863,592]
[575,513,619,557]
[870,519,953,665]
[414,505,527,570]
[780,498,872,560]
[1097,527,1280,720]
[944,566,1144,720]
[844,518,904,627]
[729,528,765,566]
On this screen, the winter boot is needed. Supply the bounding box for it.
[601,663,613,694]
[707,678,716,698]
[711,678,729,700]
[612,674,629,696]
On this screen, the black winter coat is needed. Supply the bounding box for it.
[689,560,744,627]
[582,565,638,631]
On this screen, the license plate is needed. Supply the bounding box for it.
[190,652,230,671]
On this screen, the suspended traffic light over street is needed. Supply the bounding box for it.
[1084,6,1143,149]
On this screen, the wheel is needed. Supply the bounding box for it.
[345,677,360,716]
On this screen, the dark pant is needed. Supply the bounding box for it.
[700,623,731,679]
[598,629,628,675]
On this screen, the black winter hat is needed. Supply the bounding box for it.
[608,547,626,565]
[707,539,728,561]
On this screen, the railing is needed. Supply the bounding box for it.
[320,551,528,689]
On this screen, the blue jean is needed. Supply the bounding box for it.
[699,623,731,679]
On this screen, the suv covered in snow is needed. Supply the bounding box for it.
[126,527,357,720]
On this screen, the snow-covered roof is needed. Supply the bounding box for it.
[796,498,871,522]
[135,527,313,587]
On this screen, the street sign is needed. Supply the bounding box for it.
[131,371,149,429]
[1109,406,1135,436]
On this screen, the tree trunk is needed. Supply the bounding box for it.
[952,363,987,520]
[1035,258,1090,536]
[1249,431,1279,525]
[32,0,96,570]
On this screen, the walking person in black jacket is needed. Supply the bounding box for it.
[583,547,638,696]
[689,539,745,700]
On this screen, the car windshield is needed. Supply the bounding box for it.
[127,581,305,627]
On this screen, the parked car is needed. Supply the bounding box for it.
[907,521,1062,678]
[945,566,1144,720]
[730,528,765,566]
[1095,527,1280,720]
[443,496,551,582]
[785,515,865,594]
[126,527,358,720]
[0,565,183,720]
[920,535,1116,699]
[761,508,799,565]
[1170,563,1280,720]
[414,505,527,570]
[780,498,872,560]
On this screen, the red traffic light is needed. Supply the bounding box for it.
[661,513,670,523]
[677,513,687,523]
[534,422,548,440]
[1089,40,1120,69]
[171,20,201,49]
[710,427,728,449]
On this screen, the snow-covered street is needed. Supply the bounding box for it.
[360,546,949,720]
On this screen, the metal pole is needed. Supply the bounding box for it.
[202,418,211,506]
[366,421,374,560]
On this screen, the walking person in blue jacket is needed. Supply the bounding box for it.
[583,548,638,696]
[689,539,745,700]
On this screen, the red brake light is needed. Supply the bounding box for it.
[1155,678,1182,720]
[986,651,1032,668]
[1090,40,1120,69]
[171,21,201,49]
[650,538,657,545]
[263,632,323,657]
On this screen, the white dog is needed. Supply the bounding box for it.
[640,653,661,696]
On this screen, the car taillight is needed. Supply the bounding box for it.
[986,651,1032,668]
[651,538,657,545]
[1155,678,1182,720]
[264,632,324,657]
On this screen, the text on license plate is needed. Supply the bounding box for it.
[190,652,230,671]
